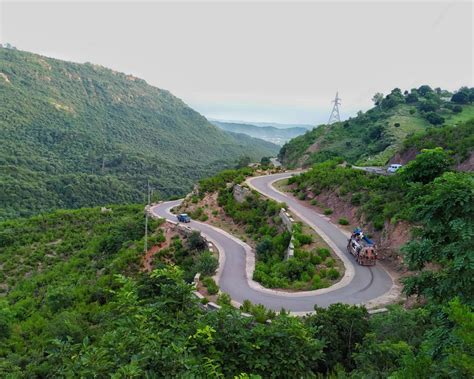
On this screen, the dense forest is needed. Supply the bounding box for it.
[0,151,473,376]
[279,86,474,167]
[0,47,278,220]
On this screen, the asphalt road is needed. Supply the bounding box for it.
[150,172,393,313]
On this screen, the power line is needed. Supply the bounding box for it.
[328,92,341,124]
[144,179,150,254]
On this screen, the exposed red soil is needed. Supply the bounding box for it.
[290,184,412,273]
[456,152,474,172]
[389,147,418,165]
[142,222,179,272]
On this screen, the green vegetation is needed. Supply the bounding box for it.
[402,118,474,164]
[153,230,217,282]
[0,48,278,220]
[279,86,474,167]
[192,169,342,290]
[289,147,470,231]
[0,154,472,376]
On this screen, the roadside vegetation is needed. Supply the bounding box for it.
[0,149,472,376]
[180,167,342,290]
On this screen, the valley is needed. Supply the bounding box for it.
[0,48,473,379]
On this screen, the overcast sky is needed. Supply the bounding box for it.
[1,1,472,124]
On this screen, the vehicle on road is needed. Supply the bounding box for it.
[347,228,377,266]
[387,163,402,173]
[177,213,191,223]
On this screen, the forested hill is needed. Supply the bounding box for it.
[279,86,474,167]
[0,47,278,220]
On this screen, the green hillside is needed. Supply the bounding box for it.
[1,168,472,376]
[0,48,278,220]
[279,86,474,167]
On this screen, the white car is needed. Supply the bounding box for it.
[387,164,402,173]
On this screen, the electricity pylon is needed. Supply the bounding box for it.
[328,92,341,124]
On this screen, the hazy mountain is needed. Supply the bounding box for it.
[210,120,309,145]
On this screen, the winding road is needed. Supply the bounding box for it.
[150,172,397,313]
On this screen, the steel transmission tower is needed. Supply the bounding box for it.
[327,92,341,124]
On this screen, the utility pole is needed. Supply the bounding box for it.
[144,179,150,254]
[328,92,342,124]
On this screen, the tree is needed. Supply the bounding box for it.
[256,237,274,261]
[451,87,470,104]
[405,93,418,104]
[372,92,384,106]
[260,156,271,166]
[418,85,433,97]
[402,172,474,304]
[235,155,251,169]
[400,147,452,184]
[425,112,445,125]
[306,303,370,371]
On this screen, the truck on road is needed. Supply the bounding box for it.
[347,228,377,266]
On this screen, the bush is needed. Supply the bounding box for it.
[217,292,232,306]
[325,258,335,268]
[324,208,333,215]
[296,233,313,245]
[317,248,330,260]
[196,251,218,276]
[310,199,318,206]
[452,105,463,113]
[310,253,322,265]
[327,268,340,280]
[338,218,349,225]
[394,122,400,127]
[351,193,363,205]
[202,277,219,295]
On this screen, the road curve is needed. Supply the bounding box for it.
[150,172,395,313]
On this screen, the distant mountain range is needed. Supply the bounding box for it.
[0,48,278,219]
[210,120,311,145]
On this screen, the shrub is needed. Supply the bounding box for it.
[394,122,400,127]
[351,192,363,205]
[217,292,232,306]
[196,251,218,276]
[327,268,340,280]
[310,199,318,206]
[325,258,335,268]
[317,248,330,260]
[200,297,209,305]
[310,253,322,265]
[240,299,253,313]
[298,192,306,200]
[409,109,416,114]
[296,233,313,245]
[372,216,385,231]
[338,218,349,225]
[202,277,219,295]
[452,105,463,113]
[324,208,333,215]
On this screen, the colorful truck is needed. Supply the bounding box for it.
[347,228,377,266]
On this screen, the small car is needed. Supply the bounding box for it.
[177,213,191,223]
[387,164,402,173]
